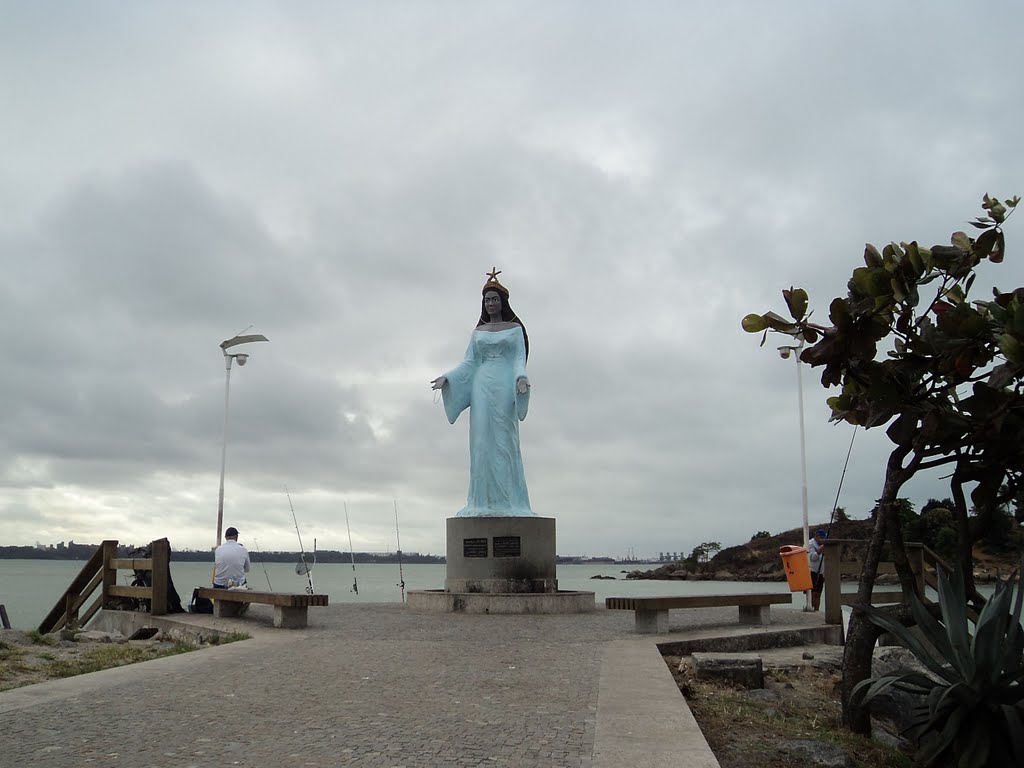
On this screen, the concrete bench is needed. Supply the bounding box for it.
[605,593,793,634]
[196,588,328,629]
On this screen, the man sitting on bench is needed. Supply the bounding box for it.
[214,526,250,589]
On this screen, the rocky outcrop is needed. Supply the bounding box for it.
[625,563,691,580]
[627,519,1019,582]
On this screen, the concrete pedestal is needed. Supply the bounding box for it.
[445,516,556,593]
[403,514,598,618]
[406,515,594,614]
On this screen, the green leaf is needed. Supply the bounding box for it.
[917,703,967,765]
[852,674,901,704]
[905,241,925,275]
[783,287,808,321]
[956,715,991,768]
[999,333,1024,364]
[952,231,972,250]
[990,230,1005,263]
[909,589,957,661]
[1000,704,1024,763]
[864,243,883,267]
[1009,561,1024,634]
[762,311,799,334]
[856,602,961,683]
[882,242,901,271]
[936,568,975,680]
[888,672,942,695]
[890,277,907,303]
[973,580,1014,684]
[995,568,1024,683]
[741,314,768,333]
[975,228,998,259]
[828,297,851,325]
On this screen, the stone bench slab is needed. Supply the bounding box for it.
[605,593,792,634]
[195,588,329,629]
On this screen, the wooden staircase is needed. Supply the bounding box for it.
[37,538,171,634]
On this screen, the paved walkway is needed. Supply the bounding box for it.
[0,603,828,767]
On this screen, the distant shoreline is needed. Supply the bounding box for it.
[0,545,444,565]
[1,545,661,567]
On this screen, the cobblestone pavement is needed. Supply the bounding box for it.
[0,603,826,767]
[2,605,626,767]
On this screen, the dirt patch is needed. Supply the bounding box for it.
[663,653,913,768]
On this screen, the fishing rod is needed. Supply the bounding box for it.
[252,537,273,590]
[345,502,358,594]
[286,484,316,595]
[824,426,859,537]
[394,500,405,602]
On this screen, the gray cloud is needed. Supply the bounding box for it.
[1,3,1022,559]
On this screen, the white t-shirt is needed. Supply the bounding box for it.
[808,538,825,575]
[214,539,250,586]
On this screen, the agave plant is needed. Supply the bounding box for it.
[852,562,1024,767]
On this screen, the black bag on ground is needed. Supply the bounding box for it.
[189,588,214,614]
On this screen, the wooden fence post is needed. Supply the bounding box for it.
[65,593,79,630]
[101,540,119,609]
[150,538,170,616]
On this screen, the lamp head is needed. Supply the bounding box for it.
[235,353,249,366]
[778,346,792,359]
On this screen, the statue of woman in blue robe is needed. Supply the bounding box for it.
[431,269,534,517]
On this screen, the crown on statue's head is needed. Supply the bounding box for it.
[481,267,509,298]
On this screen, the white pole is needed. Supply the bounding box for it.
[795,340,811,611]
[215,355,233,548]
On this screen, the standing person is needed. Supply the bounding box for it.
[431,268,534,517]
[214,526,250,588]
[808,528,827,611]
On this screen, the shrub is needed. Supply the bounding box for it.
[853,562,1024,767]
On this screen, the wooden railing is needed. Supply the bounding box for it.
[37,538,171,634]
[821,539,972,628]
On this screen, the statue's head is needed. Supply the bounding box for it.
[476,267,529,359]
[479,267,513,322]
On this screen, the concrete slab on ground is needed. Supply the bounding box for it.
[0,603,841,767]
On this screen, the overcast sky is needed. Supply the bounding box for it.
[2,3,1022,560]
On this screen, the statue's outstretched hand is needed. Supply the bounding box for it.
[431,376,447,391]
[516,377,529,395]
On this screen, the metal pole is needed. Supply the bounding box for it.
[215,354,233,548]
[794,340,811,611]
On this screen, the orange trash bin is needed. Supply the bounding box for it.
[779,545,812,592]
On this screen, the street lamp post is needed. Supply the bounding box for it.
[778,340,811,611]
[215,333,269,548]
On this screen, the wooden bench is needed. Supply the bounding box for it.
[605,593,793,634]
[195,588,329,629]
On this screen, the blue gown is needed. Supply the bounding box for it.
[441,326,534,517]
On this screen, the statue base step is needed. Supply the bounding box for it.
[407,589,595,614]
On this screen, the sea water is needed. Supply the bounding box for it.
[0,560,810,630]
